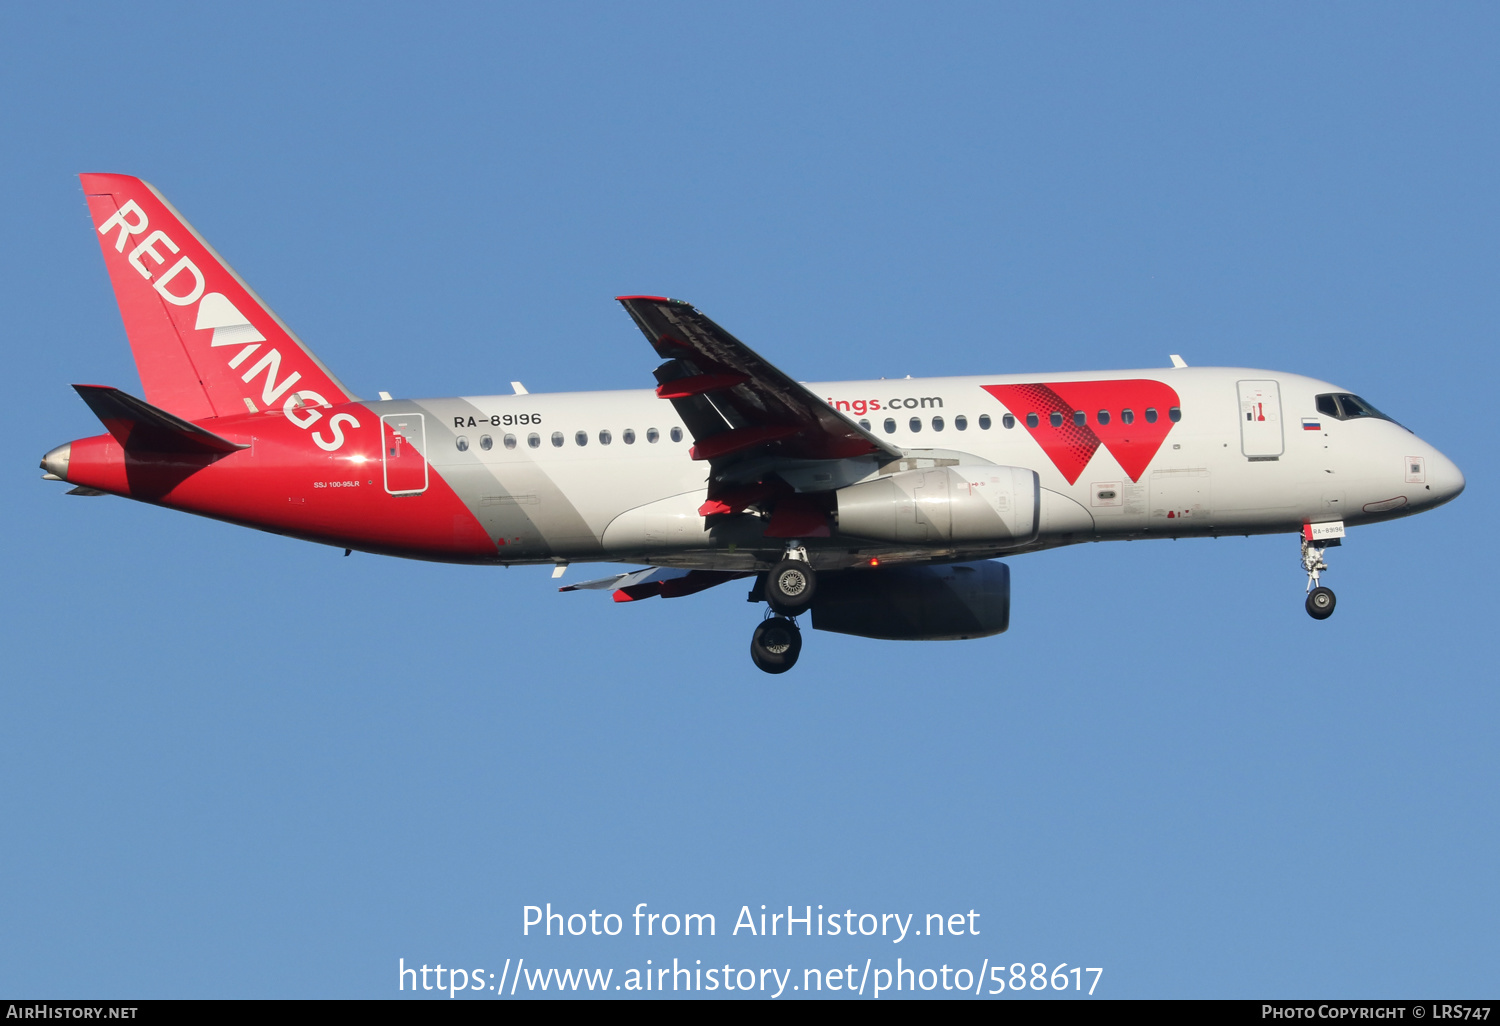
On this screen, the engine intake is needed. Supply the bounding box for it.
[811,560,1010,640]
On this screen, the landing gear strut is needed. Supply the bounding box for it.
[1302,535,1337,620]
[751,614,802,674]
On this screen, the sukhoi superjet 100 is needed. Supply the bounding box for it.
[42,175,1465,672]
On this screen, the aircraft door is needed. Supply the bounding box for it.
[1238,379,1284,458]
[382,413,429,495]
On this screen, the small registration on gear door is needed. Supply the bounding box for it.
[382,413,428,495]
[1238,379,1284,458]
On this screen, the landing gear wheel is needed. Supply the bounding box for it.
[751,616,802,674]
[765,559,816,615]
[1306,586,1336,620]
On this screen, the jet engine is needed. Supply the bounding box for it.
[835,466,1039,544]
[810,560,1010,640]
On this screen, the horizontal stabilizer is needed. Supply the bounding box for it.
[559,566,750,601]
[73,385,248,454]
[558,567,665,593]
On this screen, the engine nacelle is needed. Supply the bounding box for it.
[810,560,1010,640]
[835,465,1039,544]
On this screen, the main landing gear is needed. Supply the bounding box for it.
[1302,535,1337,620]
[751,614,802,674]
[750,543,816,673]
[765,544,816,615]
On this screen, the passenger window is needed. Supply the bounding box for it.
[1121,408,1134,424]
[479,434,493,450]
[623,428,636,444]
[1145,408,1158,423]
[647,428,660,443]
[527,433,540,448]
[883,418,896,433]
[978,414,991,429]
[909,417,922,433]
[1002,414,1015,429]
[1050,412,1063,428]
[670,427,683,442]
[504,434,517,449]
[599,429,612,445]
[1073,410,1085,426]
[455,435,469,452]
[859,418,871,430]
[1097,410,1110,426]
[575,430,588,446]
[1169,406,1181,422]
[551,431,564,447]
[932,416,944,431]
[955,415,968,430]
[1025,412,1038,428]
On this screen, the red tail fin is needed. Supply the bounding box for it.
[80,174,353,421]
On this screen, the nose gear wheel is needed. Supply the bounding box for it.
[1306,586,1336,619]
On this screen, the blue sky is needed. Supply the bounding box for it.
[1,2,1495,999]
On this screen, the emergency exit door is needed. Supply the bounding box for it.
[1237,379,1283,458]
[382,413,428,495]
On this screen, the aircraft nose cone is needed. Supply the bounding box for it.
[40,442,71,481]
[1427,448,1465,506]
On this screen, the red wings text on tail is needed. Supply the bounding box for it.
[80,174,353,422]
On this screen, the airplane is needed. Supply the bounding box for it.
[42,174,1465,673]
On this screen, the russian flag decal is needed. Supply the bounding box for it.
[1302,418,1321,431]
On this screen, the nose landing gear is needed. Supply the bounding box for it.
[1302,533,1338,620]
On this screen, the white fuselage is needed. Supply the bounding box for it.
[386,366,1462,570]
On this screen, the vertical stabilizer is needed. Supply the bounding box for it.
[80,174,354,420]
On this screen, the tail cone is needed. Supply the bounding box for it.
[40,442,71,481]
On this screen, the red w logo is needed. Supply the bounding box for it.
[981,380,1180,484]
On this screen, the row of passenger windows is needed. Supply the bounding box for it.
[858,407,1182,434]
[455,427,685,452]
[452,405,1186,450]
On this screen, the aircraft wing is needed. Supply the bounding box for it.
[616,297,902,469]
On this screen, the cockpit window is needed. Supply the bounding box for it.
[1315,392,1398,425]
[1337,395,1382,419]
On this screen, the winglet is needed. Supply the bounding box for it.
[73,385,248,454]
